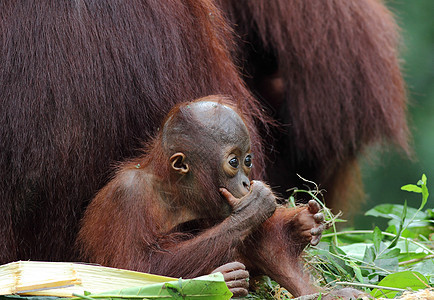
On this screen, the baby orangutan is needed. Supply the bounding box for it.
[77,95,326,297]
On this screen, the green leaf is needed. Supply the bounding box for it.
[402,174,429,210]
[365,204,404,220]
[377,248,400,259]
[330,242,347,256]
[363,245,376,263]
[401,201,408,224]
[422,174,427,184]
[348,261,364,283]
[388,201,407,249]
[421,186,429,210]
[373,227,383,253]
[326,253,348,275]
[165,282,183,299]
[340,243,369,261]
[288,196,296,207]
[410,259,434,279]
[371,271,429,299]
[394,240,425,255]
[418,174,429,210]
[323,244,354,279]
[401,184,422,193]
[371,205,429,233]
[74,273,233,300]
[373,256,399,274]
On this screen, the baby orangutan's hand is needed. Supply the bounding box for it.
[212,261,249,298]
[302,200,325,246]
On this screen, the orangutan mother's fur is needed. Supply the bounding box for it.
[218,0,410,208]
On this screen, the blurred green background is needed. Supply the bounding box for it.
[355,0,434,229]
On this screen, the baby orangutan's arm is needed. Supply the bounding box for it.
[240,201,325,297]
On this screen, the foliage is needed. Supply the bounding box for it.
[249,174,433,299]
[71,273,232,300]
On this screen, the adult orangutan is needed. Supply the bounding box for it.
[77,97,327,298]
[217,0,410,208]
[1,0,409,267]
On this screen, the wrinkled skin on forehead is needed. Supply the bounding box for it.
[188,101,251,147]
[162,101,250,153]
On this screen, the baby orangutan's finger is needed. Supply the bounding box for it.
[310,224,325,246]
[230,287,249,298]
[311,225,324,236]
[212,262,249,298]
[314,212,324,223]
[311,235,321,246]
[222,269,249,282]
[226,278,249,289]
[219,188,240,208]
[307,199,321,214]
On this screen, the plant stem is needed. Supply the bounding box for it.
[307,248,393,274]
[399,254,434,266]
[322,230,434,255]
[335,281,406,292]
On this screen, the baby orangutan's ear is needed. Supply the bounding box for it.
[170,152,189,174]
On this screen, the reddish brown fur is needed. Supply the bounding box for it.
[217,0,410,210]
[0,0,265,264]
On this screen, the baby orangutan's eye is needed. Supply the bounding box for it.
[244,154,252,168]
[229,157,239,168]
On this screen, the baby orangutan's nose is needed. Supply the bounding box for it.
[242,180,250,191]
